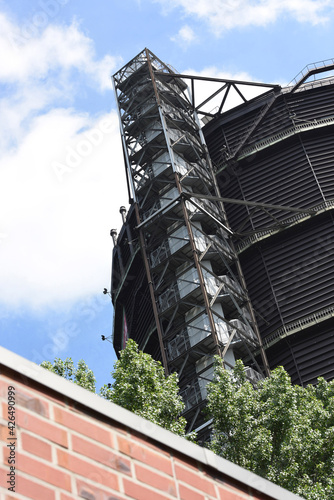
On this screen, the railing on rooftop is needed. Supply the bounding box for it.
[288,58,334,87]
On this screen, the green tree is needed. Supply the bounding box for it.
[40,357,96,393]
[100,339,188,436]
[206,357,334,500]
[41,340,188,437]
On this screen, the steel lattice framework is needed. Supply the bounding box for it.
[111,49,269,433]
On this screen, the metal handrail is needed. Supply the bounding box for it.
[288,58,334,87]
[236,199,334,254]
[263,305,334,347]
[238,114,334,160]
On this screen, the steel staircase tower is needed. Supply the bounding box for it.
[112,48,268,433]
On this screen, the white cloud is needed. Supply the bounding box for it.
[171,24,197,46]
[155,0,334,33]
[0,12,128,311]
[0,13,118,90]
[0,107,128,310]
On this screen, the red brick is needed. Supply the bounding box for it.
[15,473,55,500]
[175,463,216,496]
[218,481,254,499]
[16,389,49,417]
[21,432,52,461]
[0,377,16,398]
[16,452,71,491]
[57,449,119,490]
[2,443,16,466]
[131,432,171,457]
[0,376,61,409]
[53,406,113,446]
[218,485,250,499]
[174,456,199,472]
[16,406,68,447]
[0,423,8,441]
[179,483,206,500]
[60,494,77,500]
[0,466,10,489]
[32,387,67,407]
[117,435,173,476]
[72,434,131,475]
[135,463,177,496]
[76,479,124,500]
[123,478,170,500]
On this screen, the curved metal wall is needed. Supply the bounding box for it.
[266,320,334,386]
[111,205,161,361]
[239,213,334,338]
[204,80,334,384]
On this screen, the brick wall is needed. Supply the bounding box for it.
[0,348,302,500]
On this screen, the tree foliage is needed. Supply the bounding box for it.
[41,357,96,393]
[100,339,187,436]
[41,340,187,437]
[206,357,334,500]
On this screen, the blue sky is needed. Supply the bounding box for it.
[0,0,333,391]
